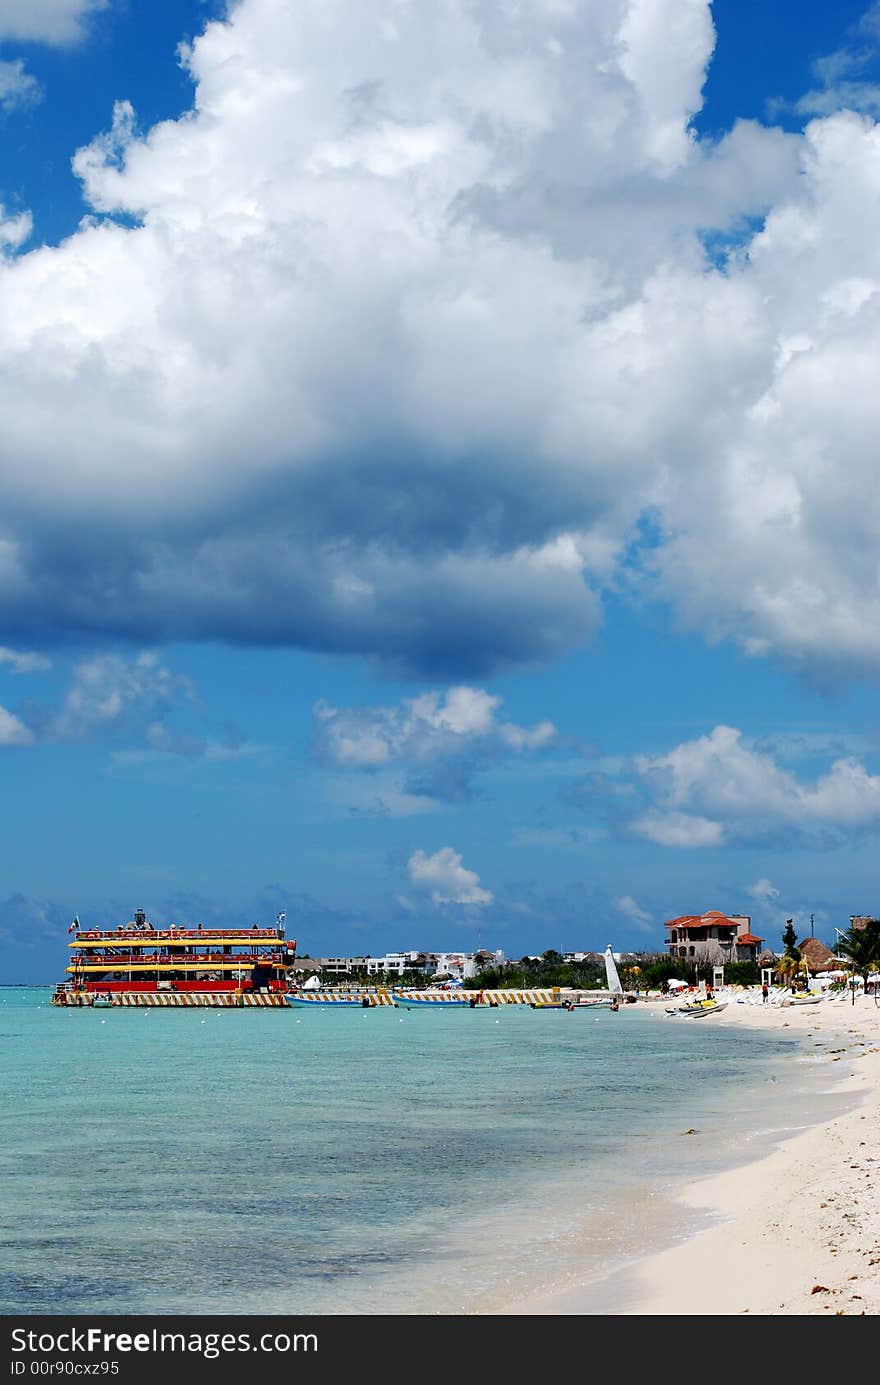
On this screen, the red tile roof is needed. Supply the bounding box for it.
[665,911,763,943]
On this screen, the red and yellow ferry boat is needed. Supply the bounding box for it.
[52,908,295,1008]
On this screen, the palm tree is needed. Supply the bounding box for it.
[837,919,880,994]
[775,954,798,991]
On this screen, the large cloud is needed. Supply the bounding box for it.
[407,846,493,907]
[0,0,876,679]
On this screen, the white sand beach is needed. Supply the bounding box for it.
[508,991,880,1317]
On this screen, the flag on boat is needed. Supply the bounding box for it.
[67,915,79,934]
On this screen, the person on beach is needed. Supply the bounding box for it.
[762,981,769,1003]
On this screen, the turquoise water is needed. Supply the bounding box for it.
[0,989,848,1315]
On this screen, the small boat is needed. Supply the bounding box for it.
[287,991,396,1007]
[781,960,824,1004]
[673,997,728,1017]
[595,946,625,1008]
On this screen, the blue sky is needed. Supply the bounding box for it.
[0,1,877,981]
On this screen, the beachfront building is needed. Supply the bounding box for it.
[363,951,427,976]
[665,911,764,964]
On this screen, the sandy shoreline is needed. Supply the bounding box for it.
[503,991,880,1316]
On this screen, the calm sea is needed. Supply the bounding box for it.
[0,988,849,1315]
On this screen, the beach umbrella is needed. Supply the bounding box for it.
[666,978,687,990]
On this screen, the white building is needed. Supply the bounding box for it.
[363,951,428,976]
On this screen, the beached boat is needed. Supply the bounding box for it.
[52,908,295,1008]
[669,996,728,1017]
[781,960,824,1005]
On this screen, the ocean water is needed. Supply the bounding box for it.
[0,988,850,1315]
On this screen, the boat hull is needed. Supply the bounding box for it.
[54,990,289,1008]
[287,992,397,1007]
[678,999,728,1017]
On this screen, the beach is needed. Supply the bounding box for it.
[510,991,880,1316]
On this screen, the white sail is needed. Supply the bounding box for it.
[603,945,624,994]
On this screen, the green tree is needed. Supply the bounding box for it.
[781,919,800,963]
[837,918,880,993]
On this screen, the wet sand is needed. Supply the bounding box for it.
[505,990,880,1316]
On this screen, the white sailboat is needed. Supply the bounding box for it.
[563,947,622,1009]
[571,946,622,1008]
[604,945,624,996]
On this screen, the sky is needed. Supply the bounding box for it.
[0,0,877,982]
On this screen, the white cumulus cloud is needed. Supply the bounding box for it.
[746,878,781,904]
[314,686,554,768]
[630,810,725,848]
[632,724,880,844]
[48,651,193,741]
[407,846,493,907]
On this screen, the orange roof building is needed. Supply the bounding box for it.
[665,911,764,964]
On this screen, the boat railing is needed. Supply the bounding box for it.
[74,928,282,942]
[69,951,289,967]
